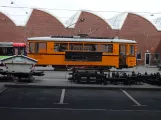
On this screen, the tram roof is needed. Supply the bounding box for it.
[0,42,13,47]
[28,36,137,43]
[0,42,13,44]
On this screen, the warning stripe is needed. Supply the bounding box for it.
[26,42,29,54]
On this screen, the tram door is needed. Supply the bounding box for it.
[119,44,127,67]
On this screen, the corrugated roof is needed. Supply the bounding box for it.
[1,7,160,31]
[152,17,161,31]
[107,12,128,30]
[137,13,158,30]
[65,11,82,28]
[65,10,112,29]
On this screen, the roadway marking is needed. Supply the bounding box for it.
[55,89,68,104]
[60,89,66,104]
[121,90,147,106]
[0,87,7,95]
[0,107,160,112]
[0,107,105,111]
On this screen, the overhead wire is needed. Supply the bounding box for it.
[0,1,160,26]
[0,0,160,50]
[0,5,161,15]
[10,0,28,14]
[0,1,161,35]
[0,10,160,33]
[0,10,159,27]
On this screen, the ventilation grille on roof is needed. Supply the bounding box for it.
[50,35,114,39]
[50,35,73,38]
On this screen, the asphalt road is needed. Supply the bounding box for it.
[0,88,161,120]
[0,109,160,120]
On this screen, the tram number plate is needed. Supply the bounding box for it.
[90,77,96,79]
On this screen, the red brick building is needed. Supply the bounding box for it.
[0,9,161,66]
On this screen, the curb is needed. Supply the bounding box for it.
[0,84,5,90]
[4,84,161,91]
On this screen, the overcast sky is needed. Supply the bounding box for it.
[1,0,161,26]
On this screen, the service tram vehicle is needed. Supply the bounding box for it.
[27,35,137,70]
[0,42,27,65]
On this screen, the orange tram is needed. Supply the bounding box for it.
[27,36,137,70]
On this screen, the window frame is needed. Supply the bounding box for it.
[83,43,99,52]
[0,47,13,56]
[154,53,160,60]
[29,42,35,54]
[54,42,69,52]
[69,42,83,51]
[129,45,135,56]
[29,42,47,54]
[99,43,113,53]
[119,44,126,55]
[136,52,142,60]
[35,42,39,53]
[35,42,47,54]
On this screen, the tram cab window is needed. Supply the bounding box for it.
[84,44,98,51]
[54,43,68,52]
[100,44,113,53]
[29,42,35,53]
[29,42,46,53]
[69,43,83,51]
[129,45,134,55]
[36,42,46,53]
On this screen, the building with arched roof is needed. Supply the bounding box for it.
[65,10,114,37]
[0,12,18,42]
[119,13,160,65]
[0,9,161,65]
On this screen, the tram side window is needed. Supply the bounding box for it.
[100,44,113,53]
[29,42,35,53]
[54,43,68,52]
[84,44,98,51]
[35,42,47,53]
[0,47,6,55]
[130,45,134,55]
[69,43,83,50]
[0,47,13,55]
